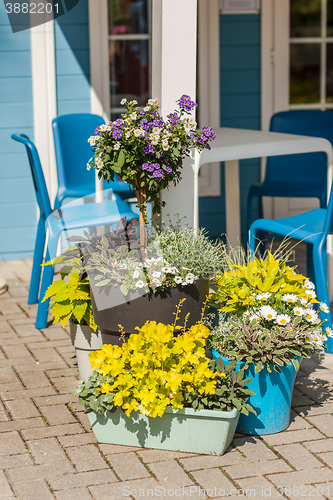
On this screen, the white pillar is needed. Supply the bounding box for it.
[152,0,197,227]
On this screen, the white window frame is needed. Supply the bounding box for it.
[197,0,221,197]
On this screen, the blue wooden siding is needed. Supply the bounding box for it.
[55,0,91,115]
[0,2,35,261]
[199,14,261,242]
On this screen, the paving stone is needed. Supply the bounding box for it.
[65,444,109,472]
[0,417,45,432]
[316,451,333,468]
[224,459,291,479]
[12,323,43,337]
[16,361,67,373]
[191,468,234,495]
[1,343,33,359]
[108,452,150,480]
[17,371,52,389]
[33,394,76,406]
[267,467,333,486]
[27,437,68,464]
[54,487,94,500]
[9,318,37,326]
[12,478,54,500]
[292,395,315,407]
[89,478,159,500]
[16,303,37,318]
[46,368,78,378]
[0,335,45,345]
[51,376,79,394]
[0,469,15,498]
[0,431,26,455]
[275,443,323,469]
[75,411,92,432]
[264,428,324,446]
[5,398,40,419]
[0,367,21,385]
[0,411,9,422]
[0,302,22,315]
[0,358,37,369]
[28,348,63,363]
[179,452,247,471]
[138,449,194,462]
[236,476,282,499]
[287,411,312,431]
[1,386,57,400]
[0,453,34,468]
[305,438,333,453]
[41,327,70,341]
[294,403,333,416]
[233,436,277,462]
[22,423,85,440]
[313,482,333,497]
[307,415,333,437]
[149,460,193,487]
[295,381,333,404]
[7,462,75,482]
[28,340,72,350]
[0,321,15,333]
[37,404,76,425]
[58,433,97,447]
[48,469,118,490]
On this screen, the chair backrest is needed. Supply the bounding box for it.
[265,110,333,187]
[11,134,52,219]
[52,113,105,203]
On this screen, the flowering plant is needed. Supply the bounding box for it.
[208,251,332,372]
[73,320,255,418]
[87,95,216,248]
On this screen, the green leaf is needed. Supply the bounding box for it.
[120,284,129,296]
[292,357,300,371]
[42,280,67,302]
[72,302,88,323]
[117,150,125,171]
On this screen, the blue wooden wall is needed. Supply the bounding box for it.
[55,0,91,115]
[0,2,36,261]
[199,14,261,242]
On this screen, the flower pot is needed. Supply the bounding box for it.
[87,405,239,455]
[70,322,103,379]
[212,349,300,435]
[90,278,209,345]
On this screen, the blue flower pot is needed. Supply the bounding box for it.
[212,349,300,435]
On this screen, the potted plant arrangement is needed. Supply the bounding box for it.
[42,253,102,379]
[73,314,255,455]
[208,250,333,435]
[74,219,228,344]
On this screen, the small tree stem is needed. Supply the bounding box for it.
[135,177,147,258]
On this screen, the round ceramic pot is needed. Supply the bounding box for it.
[70,322,103,379]
[212,349,301,435]
[90,278,210,345]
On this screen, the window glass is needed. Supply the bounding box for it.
[327,44,333,102]
[290,43,321,104]
[109,0,149,35]
[290,0,321,38]
[327,0,333,36]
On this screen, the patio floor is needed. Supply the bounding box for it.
[1,256,333,499]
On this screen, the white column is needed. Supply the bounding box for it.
[152,0,197,227]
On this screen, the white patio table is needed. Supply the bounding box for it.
[193,127,333,298]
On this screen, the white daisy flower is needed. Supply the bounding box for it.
[119,263,127,269]
[259,305,277,321]
[135,280,145,288]
[293,307,304,316]
[326,327,333,337]
[152,271,161,278]
[304,279,315,289]
[249,314,261,323]
[304,308,319,323]
[320,302,330,313]
[133,270,140,279]
[120,98,127,105]
[300,297,308,306]
[114,143,121,151]
[305,334,312,343]
[305,289,317,299]
[174,276,183,284]
[276,314,291,325]
[312,334,323,346]
[243,311,251,317]
[256,293,271,301]
[282,294,298,303]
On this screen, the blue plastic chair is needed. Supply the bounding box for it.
[52,113,132,209]
[246,110,333,237]
[11,133,138,329]
[249,187,333,352]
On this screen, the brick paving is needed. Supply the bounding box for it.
[1,259,333,499]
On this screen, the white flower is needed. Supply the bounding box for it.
[86,163,91,171]
[304,308,319,324]
[131,100,138,105]
[276,314,291,325]
[304,279,315,289]
[100,124,107,131]
[134,129,142,137]
[144,106,150,112]
[162,266,172,273]
[151,278,162,287]
[185,273,195,284]
[120,98,127,105]
[172,137,179,142]
[319,302,330,313]
[148,98,158,105]
[182,267,190,271]
[169,267,179,274]
[305,334,312,343]
[326,327,333,337]
[114,143,121,151]
[259,305,277,321]
[293,307,304,316]
[152,271,161,278]
[130,112,137,120]
[312,334,323,346]
[300,297,308,306]
[305,289,317,299]
[133,270,140,279]
[88,136,96,146]
[249,314,261,323]
[135,280,145,288]
[153,127,162,134]
[125,131,131,139]
[282,294,298,303]
[174,276,183,284]
[119,263,127,269]
[151,137,159,145]
[256,293,271,301]
[189,119,197,129]
[162,144,169,151]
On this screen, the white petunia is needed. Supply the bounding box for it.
[185,273,195,284]
[256,292,271,301]
[259,305,277,321]
[162,266,172,273]
[174,276,183,284]
[152,271,161,278]
[293,307,304,316]
[151,278,162,287]
[304,308,319,323]
[282,294,298,303]
[131,100,138,105]
[276,314,291,325]
[148,98,158,105]
[120,98,127,105]
[320,302,330,313]
[133,270,140,279]
[135,280,145,288]
[169,267,179,274]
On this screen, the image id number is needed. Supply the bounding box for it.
[277,486,330,497]
[5,3,59,14]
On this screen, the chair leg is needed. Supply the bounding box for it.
[306,243,315,286]
[35,233,59,329]
[312,243,333,352]
[28,217,46,305]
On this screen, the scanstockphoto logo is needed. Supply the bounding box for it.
[4,0,80,33]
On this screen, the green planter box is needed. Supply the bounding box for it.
[87,406,239,455]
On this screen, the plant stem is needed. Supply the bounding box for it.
[135,177,147,257]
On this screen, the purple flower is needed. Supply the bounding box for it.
[153,118,164,128]
[114,118,124,128]
[94,126,100,135]
[143,144,155,155]
[140,119,150,130]
[177,94,198,112]
[202,126,216,140]
[165,166,172,174]
[153,163,160,170]
[142,162,155,172]
[167,112,180,127]
[112,129,123,139]
[153,169,164,178]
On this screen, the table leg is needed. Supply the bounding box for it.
[225,159,241,248]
